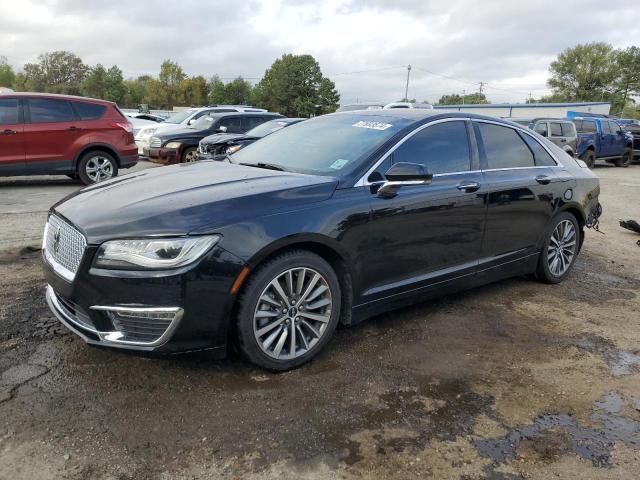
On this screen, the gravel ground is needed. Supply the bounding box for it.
[0,163,639,480]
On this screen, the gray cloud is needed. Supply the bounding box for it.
[1,0,638,104]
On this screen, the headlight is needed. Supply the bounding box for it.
[226,145,242,154]
[165,141,182,149]
[93,235,220,270]
[142,127,157,136]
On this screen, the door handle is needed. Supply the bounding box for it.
[0,129,17,135]
[456,181,480,193]
[535,175,551,185]
[67,126,81,131]
[560,138,566,142]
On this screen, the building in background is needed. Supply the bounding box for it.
[433,102,611,119]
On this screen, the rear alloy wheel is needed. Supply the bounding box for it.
[236,250,341,371]
[78,151,118,184]
[614,148,632,168]
[181,147,198,163]
[581,149,596,169]
[536,212,580,284]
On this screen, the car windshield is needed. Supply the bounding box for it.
[231,114,413,176]
[192,115,216,130]
[245,120,297,138]
[164,109,198,124]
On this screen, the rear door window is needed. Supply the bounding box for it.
[560,122,575,137]
[72,102,106,120]
[0,98,19,125]
[574,120,596,133]
[392,120,471,174]
[245,116,266,129]
[601,121,612,135]
[476,122,535,169]
[520,133,557,166]
[549,122,563,137]
[28,98,75,123]
[533,122,548,136]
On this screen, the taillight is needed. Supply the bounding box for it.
[113,122,135,143]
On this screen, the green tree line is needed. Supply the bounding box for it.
[0,52,340,117]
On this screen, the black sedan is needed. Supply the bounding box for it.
[146,112,283,164]
[197,118,305,160]
[43,110,601,371]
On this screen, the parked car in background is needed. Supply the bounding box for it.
[126,116,158,136]
[134,106,268,156]
[337,103,384,112]
[128,113,165,123]
[197,118,304,160]
[622,123,640,161]
[573,117,634,168]
[530,118,578,157]
[0,92,137,184]
[616,119,640,127]
[43,110,601,370]
[384,102,433,109]
[147,112,283,164]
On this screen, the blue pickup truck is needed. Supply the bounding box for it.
[574,117,634,168]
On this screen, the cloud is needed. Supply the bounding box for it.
[1,0,638,104]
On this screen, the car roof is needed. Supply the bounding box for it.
[531,117,573,123]
[331,109,526,128]
[4,92,114,105]
[201,112,282,118]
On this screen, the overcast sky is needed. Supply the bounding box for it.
[1,0,639,105]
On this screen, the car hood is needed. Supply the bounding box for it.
[200,133,252,145]
[156,126,209,141]
[53,161,339,243]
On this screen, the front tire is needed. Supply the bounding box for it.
[614,148,632,168]
[181,147,198,163]
[77,151,118,184]
[535,212,580,284]
[581,149,596,169]
[236,250,342,371]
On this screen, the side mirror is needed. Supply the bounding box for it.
[217,125,228,133]
[187,119,196,125]
[377,162,433,199]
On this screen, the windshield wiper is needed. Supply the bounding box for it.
[225,154,237,164]
[240,162,285,171]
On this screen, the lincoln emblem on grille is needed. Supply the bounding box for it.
[53,227,61,254]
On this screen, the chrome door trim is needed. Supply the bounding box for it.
[355,117,562,188]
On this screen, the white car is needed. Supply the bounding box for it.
[383,102,433,109]
[135,106,267,156]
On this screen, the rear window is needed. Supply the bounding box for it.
[72,101,107,120]
[28,98,75,123]
[0,98,19,125]
[549,122,563,137]
[574,119,596,133]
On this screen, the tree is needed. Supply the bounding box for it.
[179,75,208,106]
[208,75,226,104]
[437,92,489,105]
[224,76,253,105]
[255,54,340,116]
[614,46,640,114]
[81,64,107,99]
[157,59,186,108]
[0,56,16,88]
[22,51,88,94]
[123,75,152,108]
[547,43,617,103]
[317,77,340,114]
[104,66,126,105]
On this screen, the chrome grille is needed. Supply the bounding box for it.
[107,310,175,343]
[44,215,86,281]
[150,137,162,148]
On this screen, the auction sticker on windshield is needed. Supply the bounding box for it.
[352,120,393,130]
[329,159,351,170]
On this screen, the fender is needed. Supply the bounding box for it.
[73,143,121,170]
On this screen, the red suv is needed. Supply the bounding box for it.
[0,93,138,184]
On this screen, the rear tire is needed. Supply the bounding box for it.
[235,250,341,371]
[535,212,580,284]
[77,151,118,185]
[581,149,596,169]
[614,148,632,168]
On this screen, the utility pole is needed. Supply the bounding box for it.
[404,64,412,102]
[478,81,486,96]
[528,92,532,103]
[462,89,466,105]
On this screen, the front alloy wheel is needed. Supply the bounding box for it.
[253,267,332,360]
[236,250,341,371]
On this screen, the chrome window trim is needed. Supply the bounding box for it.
[355,117,562,187]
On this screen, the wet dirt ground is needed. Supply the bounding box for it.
[1,164,639,479]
